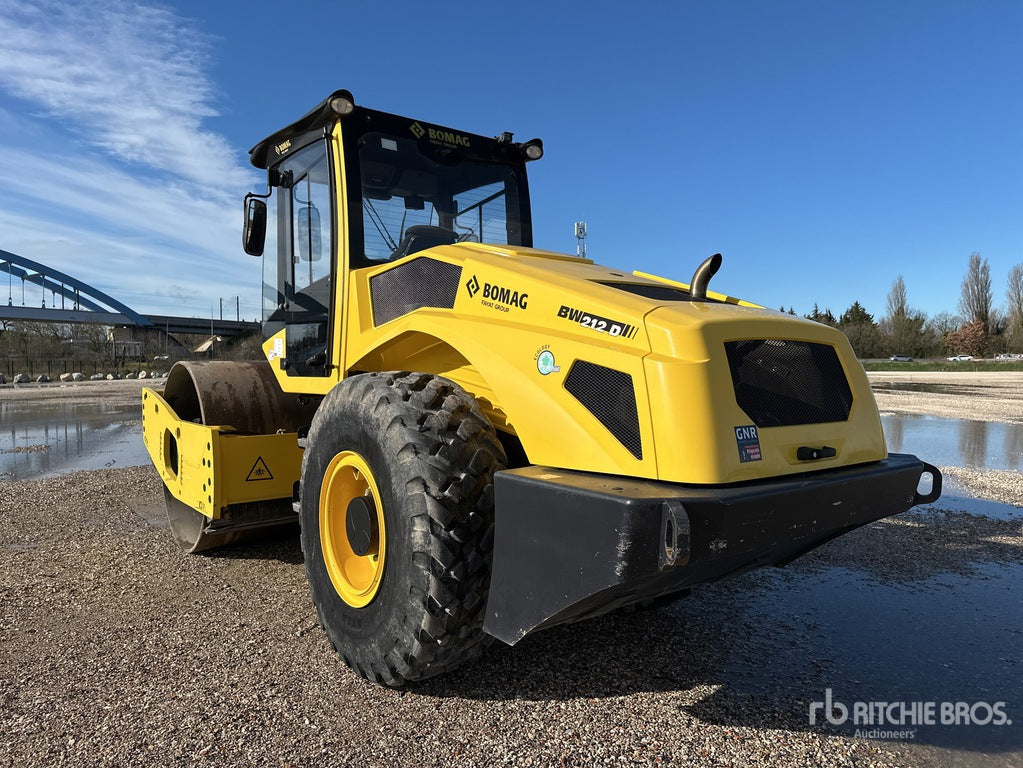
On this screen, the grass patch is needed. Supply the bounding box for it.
[862,360,1023,373]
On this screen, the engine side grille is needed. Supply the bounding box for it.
[370,258,461,325]
[599,282,693,302]
[564,361,643,460]
[725,340,852,428]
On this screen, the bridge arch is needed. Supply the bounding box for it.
[1,248,153,327]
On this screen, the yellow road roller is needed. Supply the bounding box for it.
[142,90,941,685]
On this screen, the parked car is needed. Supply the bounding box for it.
[889,354,914,362]
[995,353,1023,360]
[947,355,974,362]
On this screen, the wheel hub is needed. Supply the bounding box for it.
[345,495,376,557]
[319,451,387,607]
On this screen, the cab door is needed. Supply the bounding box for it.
[273,139,335,377]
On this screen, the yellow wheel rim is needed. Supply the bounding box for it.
[319,451,386,607]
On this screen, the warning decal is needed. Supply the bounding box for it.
[246,456,274,481]
[735,425,762,463]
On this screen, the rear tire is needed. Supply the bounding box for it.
[299,371,506,685]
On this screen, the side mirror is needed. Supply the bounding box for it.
[297,205,322,262]
[243,195,267,257]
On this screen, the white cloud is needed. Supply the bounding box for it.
[0,0,262,317]
[2,147,237,254]
[0,0,249,190]
[0,207,263,321]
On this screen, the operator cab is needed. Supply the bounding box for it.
[243,90,542,378]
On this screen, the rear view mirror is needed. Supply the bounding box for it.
[242,195,267,257]
[297,205,322,262]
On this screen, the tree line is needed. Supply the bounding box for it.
[0,321,262,379]
[785,252,1023,359]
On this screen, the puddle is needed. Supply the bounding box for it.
[929,489,1022,521]
[0,400,148,480]
[874,382,979,396]
[882,412,1023,472]
[698,560,1023,754]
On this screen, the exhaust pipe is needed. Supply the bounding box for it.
[690,253,722,300]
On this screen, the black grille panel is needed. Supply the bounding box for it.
[600,282,693,302]
[564,361,642,459]
[370,258,461,325]
[725,340,852,428]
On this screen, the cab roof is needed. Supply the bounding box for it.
[249,89,354,170]
[248,89,530,171]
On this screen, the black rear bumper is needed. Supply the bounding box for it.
[483,454,941,645]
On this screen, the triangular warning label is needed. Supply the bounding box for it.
[246,456,274,481]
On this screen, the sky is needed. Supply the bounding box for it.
[0,0,1019,323]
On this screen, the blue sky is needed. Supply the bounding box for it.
[0,0,1019,322]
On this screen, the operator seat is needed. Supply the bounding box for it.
[388,225,458,260]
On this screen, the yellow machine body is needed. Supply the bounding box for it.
[141,90,940,673]
[144,91,889,527]
[141,387,301,518]
[262,242,886,487]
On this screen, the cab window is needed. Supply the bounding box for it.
[355,132,525,263]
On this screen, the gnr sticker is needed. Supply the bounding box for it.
[735,425,762,463]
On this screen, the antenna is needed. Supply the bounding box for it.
[574,221,587,259]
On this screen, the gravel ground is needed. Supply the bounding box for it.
[868,371,1023,424]
[0,379,151,408]
[1,374,1021,767]
[942,466,1023,508]
[2,466,918,768]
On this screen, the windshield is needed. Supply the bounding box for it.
[352,129,529,264]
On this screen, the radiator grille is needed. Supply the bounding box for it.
[725,340,852,427]
[370,258,461,325]
[564,361,642,459]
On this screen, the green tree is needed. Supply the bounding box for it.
[840,301,874,326]
[805,303,837,326]
[838,301,883,358]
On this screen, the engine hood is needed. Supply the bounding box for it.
[431,242,775,354]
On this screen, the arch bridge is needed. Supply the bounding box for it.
[0,249,257,337]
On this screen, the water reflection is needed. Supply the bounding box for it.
[882,413,1023,471]
[959,419,988,468]
[0,400,147,479]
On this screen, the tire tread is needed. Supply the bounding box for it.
[299,371,505,686]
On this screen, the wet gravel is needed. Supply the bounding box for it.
[1,463,1020,767]
[868,371,1023,424]
[943,466,1023,509]
[0,378,150,407]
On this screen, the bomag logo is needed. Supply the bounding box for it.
[483,282,527,308]
[427,127,471,147]
[409,122,426,139]
[274,139,292,156]
[466,274,527,311]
